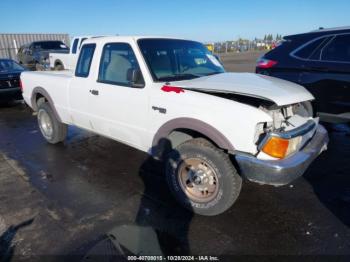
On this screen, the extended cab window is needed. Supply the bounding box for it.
[75,44,96,77]
[71,38,79,54]
[79,38,88,48]
[321,34,350,62]
[293,37,329,60]
[98,43,144,87]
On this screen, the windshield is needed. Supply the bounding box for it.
[138,39,225,82]
[33,41,69,50]
[0,59,25,72]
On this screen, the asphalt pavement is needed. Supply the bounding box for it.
[0,53,350,260]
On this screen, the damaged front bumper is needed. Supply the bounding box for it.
[235,124,329,186]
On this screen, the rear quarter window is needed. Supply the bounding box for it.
[75,44,96,77]
[71,38,79,54]
[293,37,330,60]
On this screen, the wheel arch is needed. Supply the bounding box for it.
[54,59,64,68]
[31,86,62,122]
[151,117,235,159]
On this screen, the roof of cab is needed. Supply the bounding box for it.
[81,35,189,45]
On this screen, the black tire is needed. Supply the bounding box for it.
[165,138,242,216]
[35,63,44,71]
[54,63,64,71]
[37,102,67,144]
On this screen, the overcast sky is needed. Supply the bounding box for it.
[0,0,349,42]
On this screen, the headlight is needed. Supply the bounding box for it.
[293,101,313,118]
[261,135,302,159]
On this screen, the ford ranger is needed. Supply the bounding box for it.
[21,36,329,216]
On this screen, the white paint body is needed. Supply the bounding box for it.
[49,36,91,70]
[22,36,316,156]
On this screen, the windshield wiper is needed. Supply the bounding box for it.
[205,72,223,76]
[158,73,202,81]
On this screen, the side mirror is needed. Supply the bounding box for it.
[127,68,145,88]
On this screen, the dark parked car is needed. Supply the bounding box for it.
[17,40,69,70]
[0,59,25,102]
[256,27,350,122]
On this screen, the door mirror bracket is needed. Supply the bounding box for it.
[127,68,145,88]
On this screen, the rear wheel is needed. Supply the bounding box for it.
[35,63,44,71]
[54,63,64,71]
[165,138,242,216]
[37,102,67,144]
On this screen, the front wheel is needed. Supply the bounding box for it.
[165,138,242,216]
[37,102,67,144]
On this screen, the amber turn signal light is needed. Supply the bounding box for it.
[262,136,289,159]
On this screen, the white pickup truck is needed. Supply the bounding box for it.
[21,36,329,216]
[49,36,90,70]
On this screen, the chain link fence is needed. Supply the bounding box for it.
[206,39,280,54]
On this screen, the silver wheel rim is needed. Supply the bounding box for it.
[178,158,219,203]
[38,109,53,140]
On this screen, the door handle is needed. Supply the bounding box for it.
[89,89,99,95]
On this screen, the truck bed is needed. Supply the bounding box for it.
[21,70,73,124]
[31,70,74,77]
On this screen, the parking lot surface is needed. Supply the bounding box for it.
[1,52,350,260]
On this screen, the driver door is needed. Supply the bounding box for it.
[87,42,150,149]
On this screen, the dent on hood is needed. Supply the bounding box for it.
[175,72,314,106]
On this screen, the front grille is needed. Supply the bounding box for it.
[0,77,20,89]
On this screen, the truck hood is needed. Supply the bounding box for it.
[175,73,314,106]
